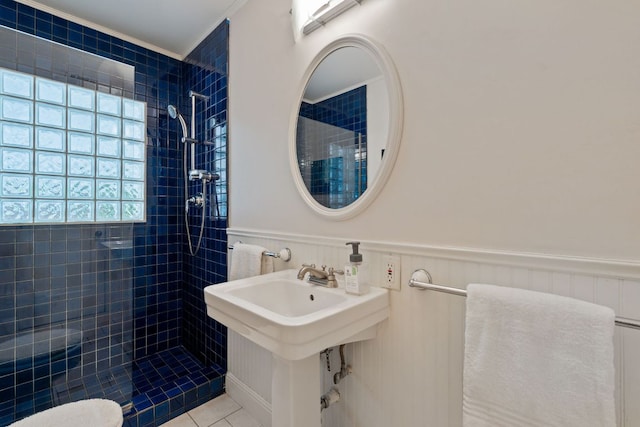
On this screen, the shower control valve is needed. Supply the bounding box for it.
[185,193,204,213]
[190,193,204,206]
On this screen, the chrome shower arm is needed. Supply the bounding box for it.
[188,90,209,101]
[188,170,219,182]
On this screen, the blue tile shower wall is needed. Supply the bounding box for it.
[0,0,184,361]
[181,22,229,369]
[300,85,367,136]
[0,1,228,425]
[299,86,368,206]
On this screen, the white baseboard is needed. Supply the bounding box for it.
[226,372,272,427]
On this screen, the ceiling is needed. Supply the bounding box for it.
[304,46,382,103]
[16,0,247,60]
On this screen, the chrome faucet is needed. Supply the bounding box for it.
[297,264,343,288]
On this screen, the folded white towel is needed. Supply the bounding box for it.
[9,399,123,427]
[463,284,616,427]
[229,242,274,281]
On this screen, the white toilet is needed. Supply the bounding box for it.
[8,399,123,427]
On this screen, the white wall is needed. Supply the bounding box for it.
[226,0,640,425]
[229,0,640,260]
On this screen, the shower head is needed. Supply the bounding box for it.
[167,105,188,141]
[167,104,178,119]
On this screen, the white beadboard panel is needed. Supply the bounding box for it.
[615,329,624,425]
[621,280,640,319]
[225,228,640,427]
[622,329,640,424]
[572,274,597,304]
[228,227,640,280]
[228,331,272,402]
[552,272,573,297]
[596,277,623,312]
[528,269,552,293]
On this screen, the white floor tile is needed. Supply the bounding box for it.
[225,408,262,427]
[188,394,241,426]
[160,413,198,427]
[211,420,233,427]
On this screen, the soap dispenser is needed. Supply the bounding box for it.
[345,241,369,295]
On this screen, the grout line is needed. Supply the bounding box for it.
[219,405,242,427]
[222,407,243,427]
[187,412,198,426]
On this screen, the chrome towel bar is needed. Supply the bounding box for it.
[228,242,292,262]
[409,268,640,330]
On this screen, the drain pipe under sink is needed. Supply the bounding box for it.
[333,344,352,385]
[321,344,353,411]
[321,387,340,411]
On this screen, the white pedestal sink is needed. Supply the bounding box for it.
[204,269,389,427]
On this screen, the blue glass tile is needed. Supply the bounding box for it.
[163,386,181,399]
[176,378,195,392]
[149,391,167,405]
[17,11,34,31]
[83,27,96,39]
[68,29,82,46]
[168,394,184,416]
[131,394,152,411]
[137,408,153,427]
[97,40,110,56]
[190,373,208,386]
[155,401,169,419]
[0,2,16,25]
[184,388,198,411]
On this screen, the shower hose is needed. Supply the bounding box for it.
[184,141,205,256]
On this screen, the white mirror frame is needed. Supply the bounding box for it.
[289,34,404,221]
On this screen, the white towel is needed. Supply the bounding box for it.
[463,284,616,427]
[229,242,274,281]
[9,398,123,427]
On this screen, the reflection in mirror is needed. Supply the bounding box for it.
[296,46,387,209]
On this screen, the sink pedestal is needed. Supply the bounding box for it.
[272,354,321,427]
[203,269,390,426]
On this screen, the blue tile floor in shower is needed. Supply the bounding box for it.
[49,346,225,427]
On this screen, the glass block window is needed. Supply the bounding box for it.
[0,67,146,224]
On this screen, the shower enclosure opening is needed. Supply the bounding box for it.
[0,15,229,427]
[168,91,220,256]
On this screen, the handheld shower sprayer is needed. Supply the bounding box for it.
[168,105,198,144]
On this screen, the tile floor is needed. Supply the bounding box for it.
[160,394,262,427]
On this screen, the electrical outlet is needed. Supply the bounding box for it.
[382,254,401,291]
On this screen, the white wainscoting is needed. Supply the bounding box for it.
[225,228,640,427]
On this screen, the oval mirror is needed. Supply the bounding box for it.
[289,34,403,220]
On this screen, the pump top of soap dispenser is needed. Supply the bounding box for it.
[346,242,363,263]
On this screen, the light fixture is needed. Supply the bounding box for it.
[301,0,362,35]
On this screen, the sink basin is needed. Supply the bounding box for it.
[204,269,389,360]
[228,279,348,316]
